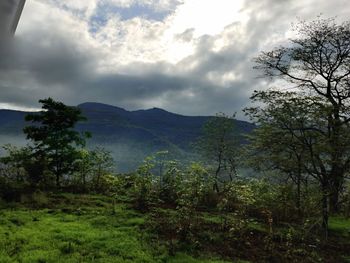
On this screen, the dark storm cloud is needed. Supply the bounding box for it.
[0,26,98,107]
[0,36,189,109]
[78,72,189,105]
[0,33,249,114]
[9,29,94,83]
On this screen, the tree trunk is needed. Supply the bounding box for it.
[213,181,220,193]
[56,173,60,188]
[330,190,340,214]
[214,163,221,193]
[346,197,350,218]
[82,170,86,191]
[296,159,302,219]
[329,173,343,214]
[321,181,329,240]
[296,173,301,219]
[96,165,102,191]
[329,106,343,214]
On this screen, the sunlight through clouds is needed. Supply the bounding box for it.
[167,0,246,37]
[3,0,350,116]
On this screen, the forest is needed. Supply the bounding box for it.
[0,18,350,263]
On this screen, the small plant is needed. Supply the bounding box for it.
[60,242,75,254]
[32,191,49,207]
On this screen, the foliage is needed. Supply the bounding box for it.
[89,147,115,191]
[132,155,157,211]
[217,181,256,239]
[0,98,120,194]
[0,145,53,200]
[23,98,90,187]
[249,17,350,235]
[71,147,116,193]
[172,163,214,242]
[195,113,238,192]
[0,144,31,185]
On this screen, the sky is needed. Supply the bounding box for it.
[0,0,349,118]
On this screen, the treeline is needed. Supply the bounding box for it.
[0,98,115,197]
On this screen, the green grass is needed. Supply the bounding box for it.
[1,194,348,263]
[329,216,350,237]
[0,194,234,263]
[0,209,153,262]
[328,216,350,261]
[167,253,234,263]
[202,213,222,224]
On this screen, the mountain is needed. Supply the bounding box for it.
[0,102,255,172]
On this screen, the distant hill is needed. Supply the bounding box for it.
[0,102,255,172]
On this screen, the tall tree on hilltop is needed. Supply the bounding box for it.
[23,98,90,187]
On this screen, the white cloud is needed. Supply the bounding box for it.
[94,16,168,68]
[106,0,183,12]
[18,0,248,68]
[165,0,246,37]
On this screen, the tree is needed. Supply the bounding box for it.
[90,147,115,191]
[196,113,238,192]
[0,144,50,187]
[0,144,29,184]
[75,148,93,190]
[244,91,327,220]
[251,17,350,235]
[23,98,90,187]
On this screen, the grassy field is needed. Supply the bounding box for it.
[0,193,349,262]
[0,194,232,263]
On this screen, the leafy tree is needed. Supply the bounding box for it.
[90,147,115,191]
[133,155,157,210]
[196,113,238,192]
[23,98,90,187]
[75,148,92,190]
[251,17,350,235]
[218,180,256,234]
[0,144,29,184]
[0,144,50,187]
[72,147,115,192]
[244,91,323,219]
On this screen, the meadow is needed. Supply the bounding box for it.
[0,192,349,263]
[0,193,234,263]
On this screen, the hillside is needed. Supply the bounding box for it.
[0,102,255,172]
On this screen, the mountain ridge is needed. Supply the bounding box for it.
[0,102,255,172]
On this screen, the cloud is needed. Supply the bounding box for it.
[106,0,183,12]
[0,0,349,118]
